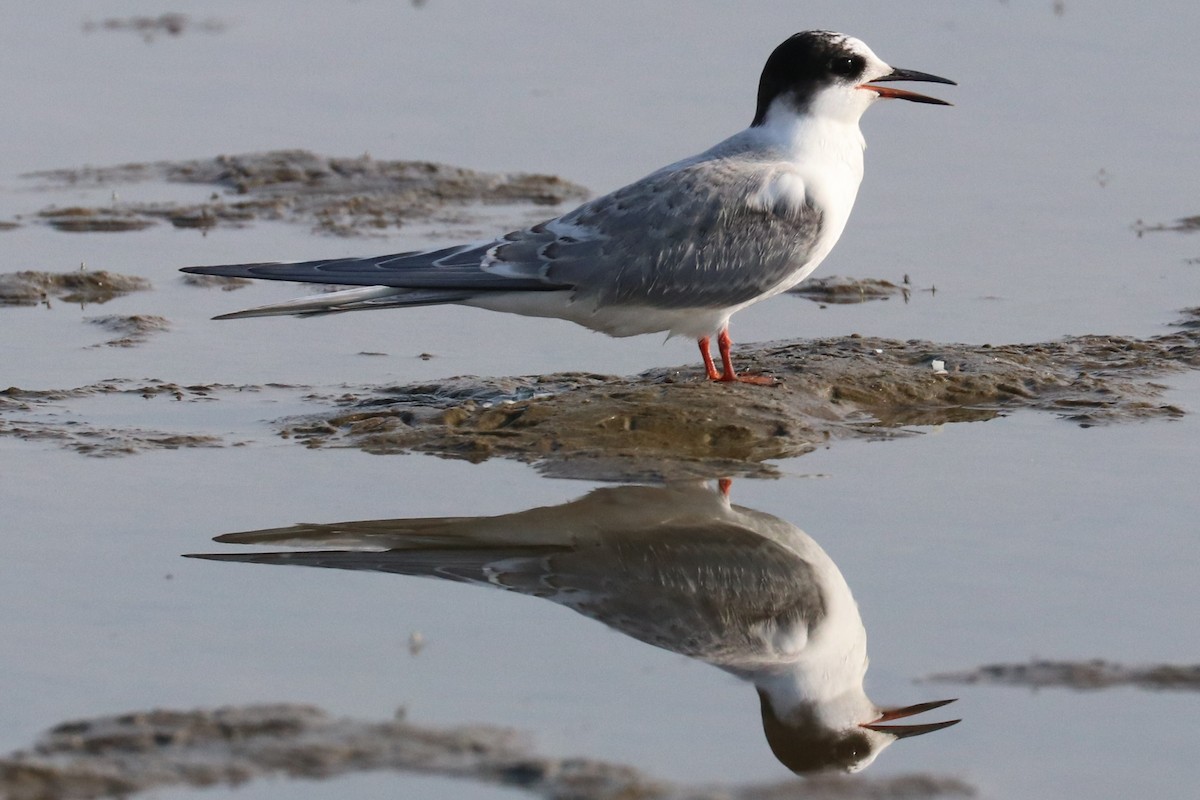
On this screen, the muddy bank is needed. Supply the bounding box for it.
[1134,213,1200,235]
[788,275,914,305]
[0,418,220,458]
[0,381,270,456]
[24,150,590,236]
[0,270,150,307]
[283,313,1200,480]
[179,273,251,291]
[86,315,170,348]
[1134,211,1200,262]
[82,14,228,42]
[0,704,974,800]
[3,313,1198,473]
[924,660,1200,692]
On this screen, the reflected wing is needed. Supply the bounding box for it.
[189,521,825,663]
[188,546,568,586]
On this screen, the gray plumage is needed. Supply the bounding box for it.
[181,30,953,380]
[190,485,828,667]
[188,479,959,773]
[184,148,822,316]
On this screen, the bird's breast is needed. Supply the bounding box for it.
[748,169,811,220]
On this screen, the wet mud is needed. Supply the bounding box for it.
[924,659,1200,692]
[24,150,591,237]
[1135,211,1200,262]
[0,418,220,458]
[81,14,228,42]
[0,704,975,800]
[0,270,150,307]
[3,312,1199,473]
[37,208,156,233]
[788,275,913,305]
[86,315,170,348]
[179,273,251,291]
[1134,213,1200,235]
[0,381,262,456]
[281,312,1200,480]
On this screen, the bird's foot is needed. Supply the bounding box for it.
[699,331,779,386]
[721,372,779,386]
[708,370,779,385]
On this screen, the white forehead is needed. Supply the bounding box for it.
[839,35,893,82]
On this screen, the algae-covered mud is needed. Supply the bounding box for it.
[0,705,974,800]
[81,13,228,42]
[280,314,1200,480]
[5,5,1200,800]
[788,275,915,305]
[3,313,1197,476]
[22,150,590,237]
[86,315,169,348]
[1134,213,1200,235]
[925,660,1200,692]
[0,380,296,456]
[0,271,150,307]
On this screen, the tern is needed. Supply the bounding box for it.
[188,482,959,773]
[182,32,954,383]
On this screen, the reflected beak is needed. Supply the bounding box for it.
[860,67,956,106]
[860,698,961,739]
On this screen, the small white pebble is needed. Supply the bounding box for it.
[874,348,883,354]
[931,359,948,375]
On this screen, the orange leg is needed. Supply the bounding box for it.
[697,328,777,385]
[698,335,723,380]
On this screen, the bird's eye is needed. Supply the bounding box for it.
[829,56,860,76]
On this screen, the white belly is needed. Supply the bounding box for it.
[464,291,737,339]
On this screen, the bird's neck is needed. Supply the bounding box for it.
[754,107,867,173]
[749,545,870,720]
[757,658,874,731]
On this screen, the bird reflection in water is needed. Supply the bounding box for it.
[189,481,958,774]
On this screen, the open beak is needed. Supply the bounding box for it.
[860,698,961,739]
[860,67,956,106]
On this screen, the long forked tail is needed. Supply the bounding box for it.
[181,244,565,319]
[207,285,474,319]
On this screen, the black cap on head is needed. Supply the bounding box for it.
[751,31,956,125]
[752,31,868,126]
[758,689,875,773]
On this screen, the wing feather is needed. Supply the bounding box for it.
[488,160,823,309]
[181,241,568,291]
[182,155,823,310]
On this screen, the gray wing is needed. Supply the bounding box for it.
[188,522,826,664]
[525,159,824,309]
[181,158,822,308]
[186,546,569,586]
[180,241,568,292]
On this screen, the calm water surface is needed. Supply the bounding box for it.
[2,2,1198,799]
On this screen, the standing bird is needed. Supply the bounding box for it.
[188,482,959,773]
[182,32,954,383]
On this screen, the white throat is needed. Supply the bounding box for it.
[745,101,869,291]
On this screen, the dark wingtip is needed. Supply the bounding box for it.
[180,262,280,278]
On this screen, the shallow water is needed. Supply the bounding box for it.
[2,2,1199,799]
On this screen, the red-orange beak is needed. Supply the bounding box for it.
[860,66,956,106]
[860,698,961,739]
